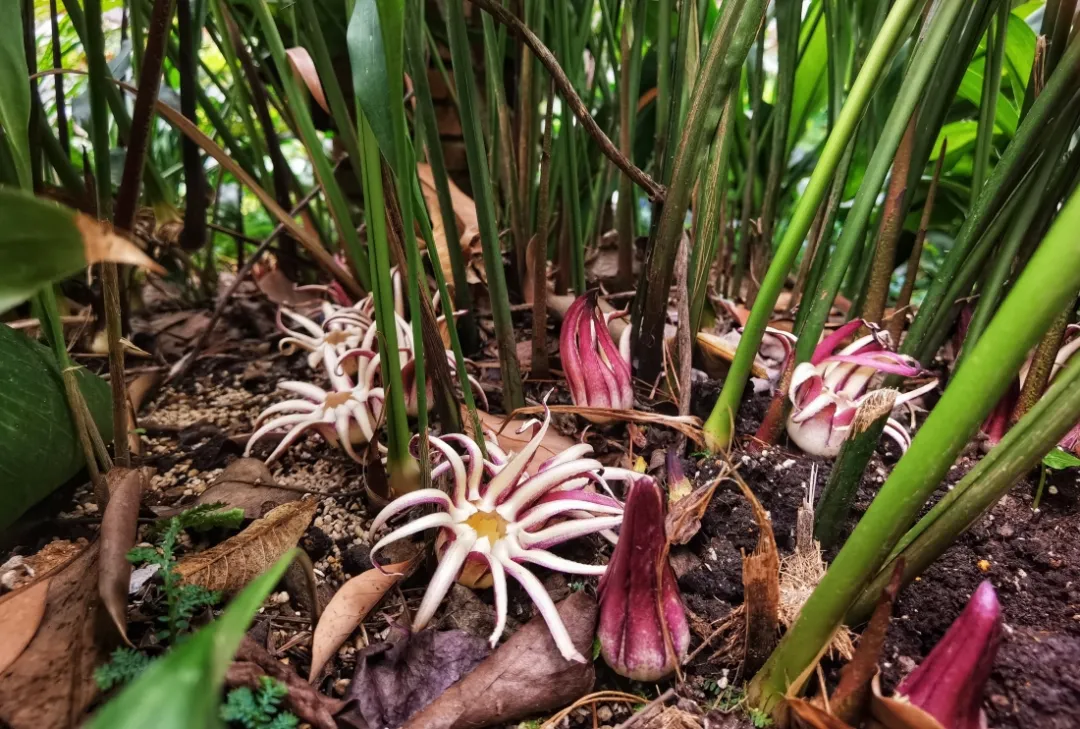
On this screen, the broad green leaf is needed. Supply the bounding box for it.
[0,2,31,189]
[86,550,298,729]
[0,324,113,530]
[1042,447,1080,470]
[0,188,162,313]
[1003,12,1036,111]
[788,14,828,154]
[957,56,1018,136]
[347,0,394,162]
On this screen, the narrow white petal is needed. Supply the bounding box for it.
[483,552,508,647]
[516,499,624,530]
[498,555,584,663]
[278,381,328,401]
[371,512,455,564]
[496,459,604,520]
[369,489,454,533]
[517,515,624,549]
[412,529,477,630]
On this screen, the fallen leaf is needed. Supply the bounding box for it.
[470,410,576,464]
[0,544,107,729]
[696,331,769,380]
[254,267,322,310]
[339,627,490,729]
[781,699,856,729]
[511,404,705,446]
[870,674,944,729]
[231,637,343,729]
[193,458,300,519]
[75,213,164,274]
[308,560,413,682]
[286,47,330,113]
[0,577,50,673]
[99,468,144,643]
[666,477,722,546]
[400,591,597,729]
[416,163,478,293]
[175,499,317,593]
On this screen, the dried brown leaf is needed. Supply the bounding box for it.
[400,591,597,729]
[0,577,50,673]
[285,47,329,113]
[339,627,490,729]
[0,544,107,729]
[869,676,946,729]
[255,267,322,309]
[308,560,413,682]
[99,468,144,643]
[231,636,344,729]
[696,332,769,380]
[193,458,300,519]
[175,499,317,593]
[470,410,577,464]
[666,477,721,546]
[511,404,705,446]
[780,698,856,729]
[75,214,164,274]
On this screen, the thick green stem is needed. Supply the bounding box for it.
[849,348,1080,624]
[445,0,524,410]
[633,0,767,380]
[729,32,764,300]
[903,38,1080,362]
[748,160,1080,714]
[705,0,929,451]
[814,390,896,550]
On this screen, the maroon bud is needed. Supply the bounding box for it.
[896,581,1002,729]
[560,291,633,420]
[597,478,690,681]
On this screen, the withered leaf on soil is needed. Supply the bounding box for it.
[338,626,490,729]
[870,675,945,729]
[308,559,414,682]
[400,591,598,729]
[0,576,50,673]
[666,477,722,546]
[470,410,577,464]
[736,478,780,677]
[780,699,856,729]
[193,457,300,519]
[0,544,108,729]
[230,637,342,729]
[99,468,145,643]
[175,499,317,593]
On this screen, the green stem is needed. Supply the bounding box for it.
[552,0,585,294]
[445,0,524,410]
[849,348,1080,624]
[250,0,371,290]
[970,0,1007,203]
[705,0,928,451]
[633,0,767,380]
[903,38,1080,362]
[749,154,1080,714]
[730,31,765,299]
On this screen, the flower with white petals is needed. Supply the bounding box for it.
[245,346,384,463]
[787,319,937,457]
[368,407,646,662]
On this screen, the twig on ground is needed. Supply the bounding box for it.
[613,688,677,729]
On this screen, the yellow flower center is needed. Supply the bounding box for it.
[325,391,353,408]
[326,330,349,345]
[465,510,509,541]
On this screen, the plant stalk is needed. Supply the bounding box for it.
[531,81,556,380]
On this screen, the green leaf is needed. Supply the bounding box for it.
[0,1,31,189]
[0,188,161,313]
[788,13,828,154]
[347,0,394,163]
[0,323,112,530]
[1042,447,1080,470]
[87,550,298,729]
[957,56,1018,136]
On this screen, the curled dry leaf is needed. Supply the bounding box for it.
[0,544,107,729]
[870,675,946,729]
[781,699,856,729]
[511,404,705,446]
[696,331,769,380]
[231,636,343,729]
[400,591,598,729]
[193,457,300,519]
[339,626,491,729]
[285,47,330,113]
[0,577,50,674]
[99,468,145,643]
[175,499,318,593]
[469,409,577,465]
[308,559,414,682]
[75,214,164,274]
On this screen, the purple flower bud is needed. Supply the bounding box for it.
[896,581,1002,729]
[560,291,634,418]
[597,478,690,681]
